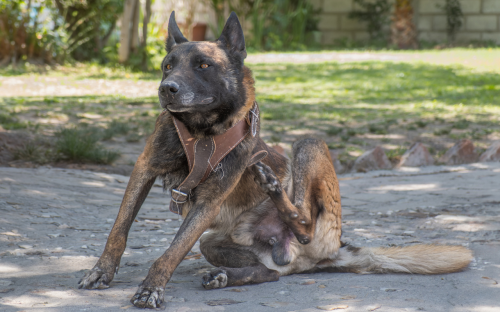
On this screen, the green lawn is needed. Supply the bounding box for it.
[1,49,500,167]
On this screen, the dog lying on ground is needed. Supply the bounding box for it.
[78,11,473,309]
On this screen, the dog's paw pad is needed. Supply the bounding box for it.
[78,268,112,290]
[130,286,164,309]
[253,162,281,193]
[202,269,228,290]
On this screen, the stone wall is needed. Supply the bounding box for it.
[312,0,500,45]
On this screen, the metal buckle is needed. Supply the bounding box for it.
[171,189,188,204]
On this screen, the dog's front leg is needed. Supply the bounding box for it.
[79,154,157,289]
[130,200,221,308]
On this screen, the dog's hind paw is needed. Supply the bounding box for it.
[253,162,281,194]
[78,268,113,290]
[202,268,228,290]
[130,285,165,309]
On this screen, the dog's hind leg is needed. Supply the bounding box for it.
[253,138,340,245]
[200,232,280,289]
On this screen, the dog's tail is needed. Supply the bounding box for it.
[331,244,473,274]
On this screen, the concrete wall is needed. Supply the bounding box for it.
[313,0,500,45]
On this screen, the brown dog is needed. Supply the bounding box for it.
[78,12,473,309]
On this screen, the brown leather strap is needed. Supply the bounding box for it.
[169,102,266,215]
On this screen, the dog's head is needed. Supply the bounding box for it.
[159,11,251,132]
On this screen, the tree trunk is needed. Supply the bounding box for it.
[141,0,152,71]
[119,0,136,63]
[131,0,140,52]
[391,0,418,49]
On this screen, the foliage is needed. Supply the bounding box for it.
[439,0,463,43]
[255,0,320,50]
[348,0,391,41]
[0,0,59,65]
[49,0,124,61]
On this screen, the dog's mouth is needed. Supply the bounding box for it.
[162,97,215,112]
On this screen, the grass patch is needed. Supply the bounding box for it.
[55,127,120,164]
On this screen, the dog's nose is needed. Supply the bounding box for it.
[160,81,179,96]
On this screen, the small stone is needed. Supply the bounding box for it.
[47,234,61,238]
[329,150,345,174]
[106,218,114,223]
[352,146,392,173]
[149,238,157,242]
[479,141,500,162]
[205,299,243,306]
[277,290,290,295]
[261,302,293,308]
[318,285,326,288]
[160,238,168,242]
[81,245,88,249]
[317,305,349,310]
[301,279,316,285]
[18,245,33,249]
[380,288,398,292]
[440,139,478,165]
[90,234,96,237]
[40,214,51,218]
[398,142,434,167]
[0,280,13,286]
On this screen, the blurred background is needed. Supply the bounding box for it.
[1,0,499,175]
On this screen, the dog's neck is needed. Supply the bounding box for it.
[171,66,256,139]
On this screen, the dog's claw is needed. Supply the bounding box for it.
[130,285,164,309]
[291,213,298,219]
[202,268,228,290]
[78,268,112,290]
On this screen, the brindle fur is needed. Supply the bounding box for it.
[79,12,473,309]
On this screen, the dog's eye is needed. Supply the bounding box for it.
[166,64,172,70]
[200,64,209,69]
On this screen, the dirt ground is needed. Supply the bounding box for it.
[1,163,500,311]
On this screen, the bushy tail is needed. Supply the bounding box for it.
[334,244,473,274]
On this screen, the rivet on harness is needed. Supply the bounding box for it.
[169,102,268,215]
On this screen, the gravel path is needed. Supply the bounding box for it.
[1,163,499,311]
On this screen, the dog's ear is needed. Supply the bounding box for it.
[166,11,188,53]
[217,12,247,59]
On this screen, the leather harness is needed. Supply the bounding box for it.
[169,102,268,215]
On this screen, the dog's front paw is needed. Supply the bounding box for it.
[253,162,281,194]
[130,285,165,309]
[78,267,114,289]
[202,268,228,290]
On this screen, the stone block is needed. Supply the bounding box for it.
[309,0,323,10]
[466,16,497,31]
[340,15,365,30]
[397,143,434,167]
[352,146,392,173]
[440,139,478,165]
[419,0,445,14]
[482,32,500,43]
[329,150,345,174]
[433,15,447,31]
[322,31,353,45]
[418,16,432,30]
[479,141,500,162]
[455,32,481,43]
[483,0,500,13]
[427,31,447,42]
[318,14,339,30]
[324,0,353,13]
[354,31,370,41]
[461,0,481,13]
